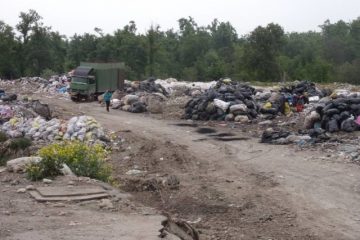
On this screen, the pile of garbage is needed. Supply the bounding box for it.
[184,79,259,121]
[260,129,312,145]
[155,78,216,97]
[105,78,170,114]
[63,116,106,142]
[0,75,69,97]
[1,99,51,120]
[124,78,168,96]
[112,93,166,114]
[257,81,332,120]
[259,92,291,119]
[34,75,70,96]
[0,77,46,94]
[0,105,14,122]
[280,80,328,97]
[1,115,108,143]
[305,97,360,133]
[2,116,61,140]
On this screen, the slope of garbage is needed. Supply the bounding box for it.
[0,99,111,146]
[0,75,70,99]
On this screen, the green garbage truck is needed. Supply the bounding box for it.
[70,62,125,101]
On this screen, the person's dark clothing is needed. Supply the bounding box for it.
[105,101,110,112]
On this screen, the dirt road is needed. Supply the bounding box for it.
[35,99,360,239]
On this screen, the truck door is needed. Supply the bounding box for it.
[88,77,96,94]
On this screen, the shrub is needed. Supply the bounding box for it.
[40,68,56,80]
[26,141,111,182]
[9,138,32,151]
[26,162,43,181]
[0,155,11,166]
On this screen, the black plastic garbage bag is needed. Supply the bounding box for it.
[327,119,339,133]
[1,93,17,102]
[129,102,147,113]
[341,118,358,132]
[260,130,291,144]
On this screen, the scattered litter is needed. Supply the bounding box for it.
[16,188,26,193]
[126,169,146,175]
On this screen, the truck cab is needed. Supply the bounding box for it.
[70,66,96,101]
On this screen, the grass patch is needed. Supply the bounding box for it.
[9,138,32,151]
[0,155,11,166]
[0,132,7,142]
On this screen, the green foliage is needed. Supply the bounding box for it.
[0,21,19,79]
[9,137,32,151]
[0,132,7,142]
[2,10,360,83]
[26,141,111,181]
[41,68,56,79]
[26,162,44,181]
[0,155,11,167]
[244,23,285,81]
[335,60,360,84]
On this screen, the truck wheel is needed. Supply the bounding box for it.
[88,94,96,102]
[71,96,78,102]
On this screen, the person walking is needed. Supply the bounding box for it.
[104,90,112,112]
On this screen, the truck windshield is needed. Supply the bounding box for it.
[72,77,88,84]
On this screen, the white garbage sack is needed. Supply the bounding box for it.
[230,104,248,115]
[214,99,230,112]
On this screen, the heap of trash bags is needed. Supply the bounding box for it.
[280,80,330,97]
[111,92,166,114]
[63,116,106,142]
[184,78,259,122]
[1,115,108,144]
[105,78,169,114]
[124,77,168,96]
[305,97,360,133]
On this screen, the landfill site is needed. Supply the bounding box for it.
[2,72,360,240]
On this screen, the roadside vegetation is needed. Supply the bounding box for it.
[26,141,111,181]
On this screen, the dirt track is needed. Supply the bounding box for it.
[40,98,360,240]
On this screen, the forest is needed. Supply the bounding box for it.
[1,9,360,84]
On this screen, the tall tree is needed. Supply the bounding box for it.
[16,9,42,44]
[0,21,19,78]
[243,23,284,81]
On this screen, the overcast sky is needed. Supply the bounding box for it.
[1,0,360,37]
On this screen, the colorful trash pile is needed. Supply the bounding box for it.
[1,115,108,144]
[0,105,14,122]
[0,75,70,97]
[35,75,70,95]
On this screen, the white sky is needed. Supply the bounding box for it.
[1,0,359,37]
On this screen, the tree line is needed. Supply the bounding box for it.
[1,9,360,84]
